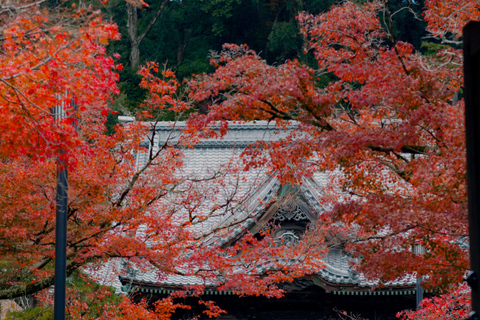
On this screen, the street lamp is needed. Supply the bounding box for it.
[52,95,75,320]
[414,244,425,310]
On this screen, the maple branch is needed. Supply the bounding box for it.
[415,223,468,238]
[113,143,168,207]
[258,98,334,131]
[69,221,122,249]
[323,28,372,60]
[349,226,416,244]
[194,206,255,242]
[114,121,190,208]
[0,278,53,300]
[0,92,22,106]
[0,261,81,299]
[390,3,422,22]
[336,100,359,125]
[368,143,434,155]
[0,79,50,116]
[417,53,457,73]
[145,189,168,207]
[418,124,444,146]
[0,257,54,291]
[350,222,467,246]
[189,173,275,241]
[148,122,157,161]
[32,225,55,245]
[381,0,410,75]
[0,0,49,15]
[0,27,50,43]
[34,257,53,271]
[380,160,410,182]
[392,151,409,163]
[1,39,74,81]
[333,307,368,320]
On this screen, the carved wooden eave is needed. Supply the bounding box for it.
[219,184,318,248]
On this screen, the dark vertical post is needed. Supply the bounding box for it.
[53,100,68,320]
[54,153,68,320]
[415,277,423,310]
[413,244,425,310]
[464,21,480,320]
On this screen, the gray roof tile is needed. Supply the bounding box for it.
[91,121,415,292]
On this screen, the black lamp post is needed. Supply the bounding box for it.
[52,97,70,320]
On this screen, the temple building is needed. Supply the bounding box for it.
[103,120,421,320]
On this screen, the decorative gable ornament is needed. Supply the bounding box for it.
[273,202,312,222]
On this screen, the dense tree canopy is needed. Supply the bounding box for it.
[1,0,479,318]
[0,2,324,318]
[186,0,469,291]
[106,0,431,111]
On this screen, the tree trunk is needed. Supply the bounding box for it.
[176,26,190,66]
[126,0,170,70]
[126,3,140,69]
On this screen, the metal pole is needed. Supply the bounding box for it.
[415,277,423,310]
[414,244,425,310]
[53,99,68,320]
[464,21,480,320]
[54,154,68,320]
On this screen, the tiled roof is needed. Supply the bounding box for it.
[97,120,416,293]
[318,248,416,287]
[118,248,416,290]
[84,259,125,293]
[120,268,217,288]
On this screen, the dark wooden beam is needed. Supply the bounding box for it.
[464,21,480,320]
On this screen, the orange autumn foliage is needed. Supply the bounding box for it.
[186,0,471,292]
[0,3,326,319]
[397,283,470,319]
[2,0,479,319]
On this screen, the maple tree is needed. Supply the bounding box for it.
[0,2,326,319]
[3,0,479,318]
[0,1,119,160]
[0,0,129,306]
[397,283,470,319]
[186,0,474,294]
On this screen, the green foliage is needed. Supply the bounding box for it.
[420,41,453,57]
[385,0,427,50]
[104,0,429,111]
[267,22,302,61]
[298,0,339,14]
[176,58,213,79]
[197,0,243,36]
[117,67,148,113]
[5,306,53,320]
[5,272,123,320]
[70,272,123,317]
